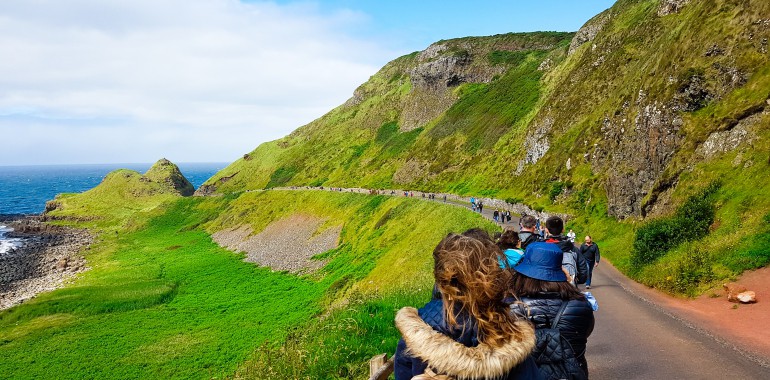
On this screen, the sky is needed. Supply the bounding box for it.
[0,0,616,166]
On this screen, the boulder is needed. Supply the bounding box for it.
[737,291,757,304]
[723,283,748,303]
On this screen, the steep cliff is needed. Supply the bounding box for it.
[201,0,770,225]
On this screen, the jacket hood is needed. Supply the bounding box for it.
[395,307,536,379]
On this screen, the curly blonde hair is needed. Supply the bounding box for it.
[433,233,524,348]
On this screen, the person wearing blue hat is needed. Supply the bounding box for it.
[511,242,595,378]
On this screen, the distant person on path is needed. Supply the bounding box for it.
[443,194,447,203]
[478,201,484,213]
[518,215,541,249]
[579,236,601,289]
[493,209,500,222]
[567,229,576,243]
[510,245,595,378]
[394,232,542,380]
[506,210,512,223]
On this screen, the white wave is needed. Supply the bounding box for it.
[0,225,24,254]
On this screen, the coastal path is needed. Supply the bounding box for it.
[256,186,770,379]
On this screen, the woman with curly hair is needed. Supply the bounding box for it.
[394,231,542,380]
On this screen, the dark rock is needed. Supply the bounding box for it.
[704,44,724,57]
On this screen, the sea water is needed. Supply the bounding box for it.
[0,162,228,252]
[0,224,23,254]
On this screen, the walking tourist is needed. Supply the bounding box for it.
[394,232,542,379]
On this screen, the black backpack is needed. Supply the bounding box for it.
[532,302,587,380]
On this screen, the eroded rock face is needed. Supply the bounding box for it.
[400,43,506,131]
[658,0,691,16]
[568,12,610,56]
[596,101,683,218]
[698,122,755,159]
[516,117,553,175]
[393,159,429,185]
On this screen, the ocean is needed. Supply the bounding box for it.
[0,162,228,215]
[0,162,227,254]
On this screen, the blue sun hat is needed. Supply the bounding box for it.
[514,241,567,282]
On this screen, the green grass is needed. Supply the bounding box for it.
[1,189,497,379]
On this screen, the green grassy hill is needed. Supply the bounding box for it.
[4,0,770,378]
[2,174,496,378]
[201,0,770,294]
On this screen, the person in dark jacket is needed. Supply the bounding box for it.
[510,243,595,377]
[394,232,543,380]
[519,215,541,249]
[543,216,588,285]
[579,236,600,289]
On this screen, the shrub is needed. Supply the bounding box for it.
[549,181,565,202]
[630,182,719,270]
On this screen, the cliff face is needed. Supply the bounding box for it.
[202,0,770,222]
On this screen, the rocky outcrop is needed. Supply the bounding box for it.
[143,158,195,196]
[516,117,553,175]
[1,217,92,310]
[658,0,691,16]
[400,44,505,131]
[568,11,610,56]
[594,99,683,218]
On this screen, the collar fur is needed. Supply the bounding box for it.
[395,307,536,379]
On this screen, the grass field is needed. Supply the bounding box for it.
[0,190,496,379]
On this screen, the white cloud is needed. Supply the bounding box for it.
[0,0,392,165]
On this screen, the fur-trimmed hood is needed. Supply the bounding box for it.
[395,307,536,379]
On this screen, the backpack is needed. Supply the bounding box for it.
[532,302,588,380]
[548,238,589,285]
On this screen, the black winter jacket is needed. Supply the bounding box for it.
[511,293,595,376]
[580,243,600,264]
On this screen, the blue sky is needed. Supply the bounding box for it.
[284,1,615,51]
[0,0,615,165]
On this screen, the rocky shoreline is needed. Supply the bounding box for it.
[0,215,92,310]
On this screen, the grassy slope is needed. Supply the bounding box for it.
[203,32,574,193]
[1,182,495,378]
[203,0,770,296]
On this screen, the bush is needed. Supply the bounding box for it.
[630,182,719,270]
[667,246,714,295]
[549,181,565,202]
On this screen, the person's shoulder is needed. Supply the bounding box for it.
[417,299,445,329]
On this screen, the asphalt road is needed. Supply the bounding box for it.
[585,263,770,379]
[277,187,770,378]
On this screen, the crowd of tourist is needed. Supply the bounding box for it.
[393,215,600,380]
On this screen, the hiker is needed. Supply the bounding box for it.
[478,201,484,213]
[510,244,595,378]
[543,217,589,286]
[519,215,541,249]
[567,229,576,243]
[579,236,600,289]
[443,194,447,203]
[506,210,512,223]
[394,232,542,380]
[493,209,500,222]
[497,229,524,267]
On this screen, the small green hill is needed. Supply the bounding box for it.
[46,158,194,225]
